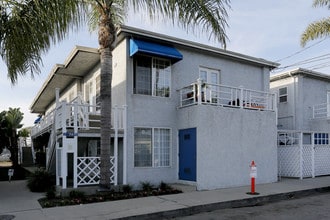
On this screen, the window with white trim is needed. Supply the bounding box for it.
[134,127,171,167]
[199,67,220,85]
[199,67,220,102]
[314,133,329,145]
[279,87,288,103]
[134,55,171,97]
[96,75,101,112]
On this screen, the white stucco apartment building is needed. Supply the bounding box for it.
[30,25,279,191]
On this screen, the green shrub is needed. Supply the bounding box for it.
[69,190,85,199]
[159,181,172,191]
[122,184,133,193]
[27,169,54,192]
[46,188,56,200]
[140,181,154,192]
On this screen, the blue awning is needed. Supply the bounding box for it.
[130,39,183,62]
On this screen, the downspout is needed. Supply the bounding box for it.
[290,72,297,130]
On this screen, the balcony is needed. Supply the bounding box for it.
[31,96,126,138]
[178,80,276,111]
[312,103,330,119]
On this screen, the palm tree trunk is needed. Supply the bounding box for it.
[10,129,18,167]
[99,46,113,189]
[98,6,116,189]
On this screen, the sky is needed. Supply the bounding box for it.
[1,0,330,127]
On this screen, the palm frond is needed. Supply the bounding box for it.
[6,108,24,130]
[130,0,230,48]
[301,17,330,46]
[87,0,126,32]
[313,0,330,9]
[1,0,85,84]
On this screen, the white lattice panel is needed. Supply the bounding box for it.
[315,145,330,176]
[278,131,330,179]
[278,145,300,177]
[109,157,115,183]
[77,156,115,186]
[302,145,313,178]
[77,157,100,185]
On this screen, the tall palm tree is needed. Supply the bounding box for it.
[301,0,330,46]
[18,128,30,147]
[0,110,10,149]
[5,108,24,167]
[1,0,230,188]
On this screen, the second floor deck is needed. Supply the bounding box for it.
[31,97,126,138]
[178,80,277,112]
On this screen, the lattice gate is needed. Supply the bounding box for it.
[77,156,115,186]
[278,131,330,179]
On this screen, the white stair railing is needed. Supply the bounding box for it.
[46,123,56,172]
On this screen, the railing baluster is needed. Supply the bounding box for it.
[178,81,275,111]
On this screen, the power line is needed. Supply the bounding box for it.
[271,53,330,72]
[274,38,327,63]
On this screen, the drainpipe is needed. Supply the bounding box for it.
[289,72,297,130]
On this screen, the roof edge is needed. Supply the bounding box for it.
[270,68,330,82]
[117,25,279,69]
[30,46,99,113]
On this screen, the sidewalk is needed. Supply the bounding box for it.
[1,177,330,220]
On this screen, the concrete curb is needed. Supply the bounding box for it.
[117,186,330,220]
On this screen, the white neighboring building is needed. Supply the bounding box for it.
[271,68,330,179]
[30,25,279,191]
[270,68,330,131]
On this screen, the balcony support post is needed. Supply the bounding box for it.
[197,79,202,105]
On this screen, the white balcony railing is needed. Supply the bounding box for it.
[31,110,55,137]
[312,103,330,119]
[179,80,276,111]
[31,98,125,137]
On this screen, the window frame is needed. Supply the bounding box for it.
[133,55,172,98]
[279,87,288,103]
[199,67,220,102]
[95,75,101,112]
[199,67,220,85]
[314,133,329,145]
[134,127,172,168]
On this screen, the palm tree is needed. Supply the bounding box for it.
[301,0,330,46]
[1,0,230,188]
[5,108,24,167]
[18,128,30,147]
[0,110,10,149]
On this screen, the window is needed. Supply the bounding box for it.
[134,55,171,97]
[199,67,220,102]
[314,133,329,145]
[279,87,288,103]
[96,75,101,111]
[199,67,220,85]
[84,81,92,104]
[134,127,171,167]
[68,91,75,102]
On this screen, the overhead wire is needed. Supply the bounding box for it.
[274,38,327,63]
[271,38,330,73]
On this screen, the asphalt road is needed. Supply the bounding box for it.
[175,192,330,220]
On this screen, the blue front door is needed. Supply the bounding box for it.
[179,128,196,181]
